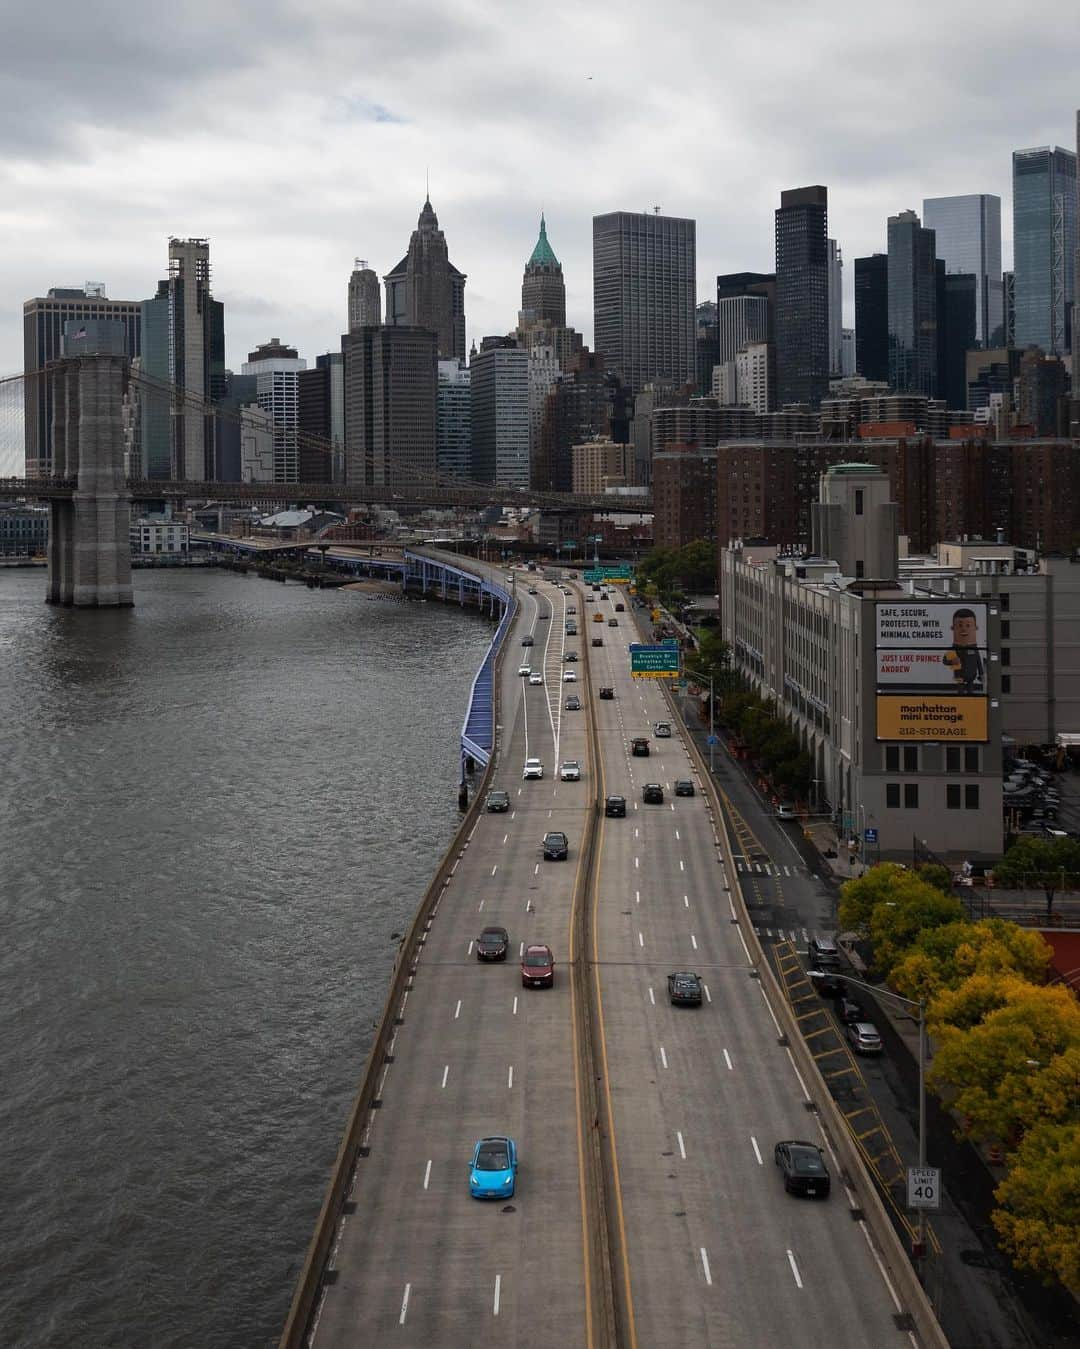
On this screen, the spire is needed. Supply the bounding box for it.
[527,214,560,268]
[418,193,438,229]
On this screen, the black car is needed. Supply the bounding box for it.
[599,686,614,699]
[476,926,510,961]
[674,779,695,797]
[565,695,581,711]
[538,612,549,620]
[608,618,618,627]
[615,602,625,612]
[774,1140,831,1198]
[642,783,664,804]
[631,737,650,756]
[563,651,578,662]
[521,635,534,646]
[604,795,626,817]
[837,996,865,1026]
[592,636,604,647]
[809,971,846,999]
[486,790,510,813]
[543,831,569,860]
[667,971,703,1005]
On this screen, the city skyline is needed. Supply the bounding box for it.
[1,0,1076,377]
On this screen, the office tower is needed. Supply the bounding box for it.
[936,266,977,409]
[775,186,830,407]
[1012,146,1077,354]
[593,210,696,392]
[384,196,466,360]
[841,329,855,377]
[827,239,843,375]
[1017,348,1067,436]
[695,302,721,396]
[348,260,381,333]
[922,194,1003,348]
[23,284,141,476]
[535,350,621,492]
[716,295,769,365]
[469,345,529,487]
[342,325,437,488]
[521,215,566,327]
[571,437,633,493]
[298,353,345,482]
[1002,271,1015,346]
[887,211,938,396]
[240,339,307,483]
[528,344,560,480]
[735,342,770,413]
[140,239,225,481]
[717,272,776,411]
[854,254,888,382]
[436,359,471,478]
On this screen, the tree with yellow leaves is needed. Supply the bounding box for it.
[993,1121,1080,1293]
[891,919,1052,1005]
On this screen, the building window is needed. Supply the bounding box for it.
[1001,675,1011,693]
[947,785,961,809]
[965,784,980,810]
[999,592,1009,612]
[855,489,864,516]
[904,783,919,809]
[946,746,961,772]
[1001,621,1010,638]
[885,746,900,772]
[964,746,979,772]
[903,746,918,772]
[886,783,901,808]
[1000,648,1010,667]
[854,560,865,578]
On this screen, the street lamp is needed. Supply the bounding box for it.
[832,971,929,1264]
[682,663,715,774]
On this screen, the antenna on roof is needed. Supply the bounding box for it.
[653,205,662,215]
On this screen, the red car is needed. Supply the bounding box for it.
[521,943,555,988]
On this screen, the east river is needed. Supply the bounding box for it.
[0,567,491,1347]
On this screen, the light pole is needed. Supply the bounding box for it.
[833,971,929,1265]
[683,663,715,774]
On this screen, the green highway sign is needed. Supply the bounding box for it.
[584,565,634,583]
[630,644,681,678]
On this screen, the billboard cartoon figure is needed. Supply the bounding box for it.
[942,608,984,690]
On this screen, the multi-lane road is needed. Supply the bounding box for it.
[307,567,923,1347]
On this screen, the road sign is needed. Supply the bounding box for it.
[584,565,634,583]
[630,645,681,679]
[907,1166,941,1210]
[562,541,576,550]
[661,638,679,648]
[864,827,878,843]
[707,734,719,746]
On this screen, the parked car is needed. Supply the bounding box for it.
[543,830,569,860]
[560,760,581,781]
[523,757,544,780]
[809,971,846,998]
[774,1140,830,1198]
[486,790,510,813]
[775,801,797,819]
[837,997,865,1026]
[674,779,695,797]
[631,737,650,756]
[808,936,840,967]
[521,944,555,988]
[599,687,615,699]
[604,795,626,817]
[476,926,509,961]
[667,971,703,1006]
[642,783,664,804]
[846,1022,883,1054]
[469,1135,517,1198]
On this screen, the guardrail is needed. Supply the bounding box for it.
[278,566,517,1348]
[660,679,950,1349]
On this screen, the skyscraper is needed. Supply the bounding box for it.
[936,266,977,409]
[774,186,830,407]
[436,359,471,478]
[383,197,466,360]
[241,339,307,484]
[23,285,141,476]
[140,238,225,481]
[592,210,696,393]
[1002,271,1015,347]
[922,194,1003,347]
[342,325,437,488]
[521,215,566,327]
[1012,146,1077,354]
[827,239,843,376]
[716,295,769,364]
[887,210,938,396]
[854,254,889,382]
[348,260,381,333]
[469,345,529,488]
[298,353,345,482]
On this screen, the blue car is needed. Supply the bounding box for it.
[469,1135,518,1199]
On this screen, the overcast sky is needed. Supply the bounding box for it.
[1,0,1078,378]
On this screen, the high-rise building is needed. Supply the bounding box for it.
[23,284,141,476]
[342,325,437,488]
[716,295,769,365]
[1017,347,1068,436]
[297,352,345,482]
[1012,146,1077,354]
[735,342,771,414]
[923,194,1003,348]
[384,197,466,360]
[527,344,560,481]
[716,273,776,411]
[535,350,623,492]
[935,268,976,410]
[775,186,830,407]
[695,301,721,397]
[469,344,529,488]
[521,215,566,328]
[436,359,471,478]
[241,339,307,483]
[854,254,889,383]
[887,211,938,396]
[1002,271,1015,347]
[827,239,843,375]
[841,328,856,378]
[348,260,381,333]
[592,210,696,392]
[571,437,633,494]
[140,239,225,481]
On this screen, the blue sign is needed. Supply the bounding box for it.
[707,734,719,746]
[864,827,878,843]
[662,638,679,648]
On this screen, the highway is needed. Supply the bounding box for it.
[305,566,925,1347]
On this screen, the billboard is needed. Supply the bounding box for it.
[875,601,988,694]
[876,602,987,650]
[876,696,988,742]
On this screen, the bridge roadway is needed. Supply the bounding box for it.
[309,568,916,1347]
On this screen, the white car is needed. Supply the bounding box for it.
[523,758,544,780]
[655,721,672,738]
[560,760,581,781]
[567,606,577,614]
[562,671,577,683]
[529,672,544,686]
[518,664,531,677]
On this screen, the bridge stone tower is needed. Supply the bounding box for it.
[46,355,134,607]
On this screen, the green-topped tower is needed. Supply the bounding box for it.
[521,214,566,327]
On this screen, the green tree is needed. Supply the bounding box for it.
[993,1121,1080,1293]
[913,863,953,895]
[869,887,966,978]
[837,863,931,935]
[992,836,1080,921]
[892,919,1052,1005]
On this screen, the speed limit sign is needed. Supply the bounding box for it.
[907,1166,941,1210]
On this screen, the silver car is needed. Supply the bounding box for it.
[560,760,581,781]
[846,1022,883,1055]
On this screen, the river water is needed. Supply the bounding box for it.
[0,568,491,1347]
